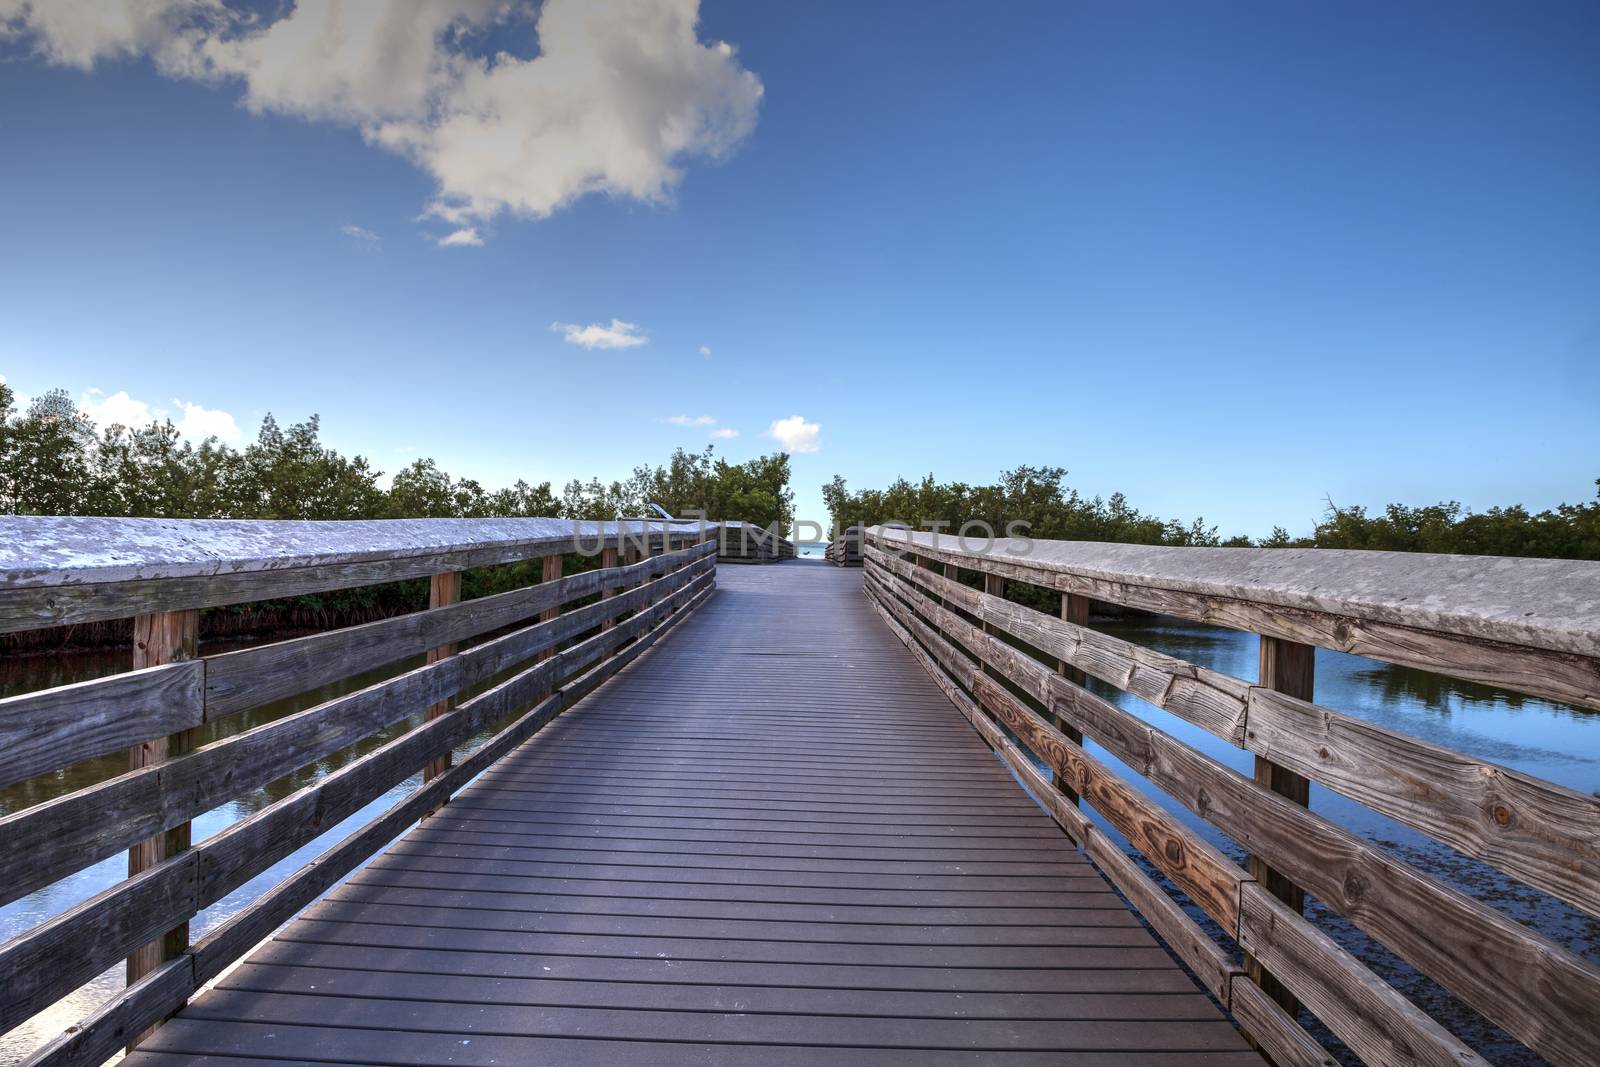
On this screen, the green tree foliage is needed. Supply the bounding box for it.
[825,468,1600,560]
[0,392,789,529]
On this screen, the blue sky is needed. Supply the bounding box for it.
[1,0,1595,536]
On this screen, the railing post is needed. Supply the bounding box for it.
[600,544,620,632]
[1055,593,1090,804]
[126,609,199,1018]
[1245,635,1315,1020]
[423,571,461,784]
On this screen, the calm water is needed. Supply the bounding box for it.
[3,612,1596,1064]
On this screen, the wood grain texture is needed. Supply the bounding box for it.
[1237,883,1488,1067]
[99,563,1249,1065]
[423,571,462,783]
[1228,976,1338,1067]
[870,542,1600,918]
[0,517,716,631]
[0,661,203,790]
[0,556,713,909]
[869,546,1600,1066]
[18,957,195,1067]
[4,572,717,1060]
[867,528,1600,710]
[126,609,200,996]
[203,540,715,719]
[866,567,1245,932]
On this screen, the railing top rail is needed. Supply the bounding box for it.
[0,516,714,586]
[0,516,720,632]
[867,525,1600,660]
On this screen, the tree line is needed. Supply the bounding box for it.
[823,466,1600,561]
[0,384,793,529]
[0,383,793,650]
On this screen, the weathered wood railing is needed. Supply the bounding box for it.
[862,525,1599,1067]
[0,517,719,1067]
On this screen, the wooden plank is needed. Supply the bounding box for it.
[1245,685,1600,917]
[1245,635,1314,1019]
[126,609,199,1000]
[866,568,1246,933]
[5,573,719,1055]
[866,544,1248,741]
[866,528,1600,710]
[0,517,716,632]
[203,540,714,718]
[1237,882,1489,1067]
[0,556,713,908]
[599,546,619,632]
[871,551,1600,1067]
[875,542,1600,918]
[423,571,461,783]
[0,661,203,791]
[127,563,1242,1065]
[1227,976,1338,1067]
[1057,592,1089,802]
[19,957,195,1067]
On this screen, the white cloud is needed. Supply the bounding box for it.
[767,414,820,453]
[1,1,762,242]
[73,387,241,440]
[173,398,241,441]
[340,223,381,252]
[710,427,738,438]
[665,414,716,426]
[78,388,154,429]
[553,318,648,350]
[698,345,712,358]
[437,226,482,248]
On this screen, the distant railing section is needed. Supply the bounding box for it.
[826,526,863,567]
[862,525,1600,1067]
[0,517,720,1067]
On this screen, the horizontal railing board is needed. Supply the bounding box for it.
[870,544,1600,918]
[868,527,1600,660]
[1236,882,1489,1067]
[0,661,204,791]
[870,566,1464,1067]
[0,555,711,908]
[866,568,1246,931]
[18,956,195,1067]
[0,517,714,631]
[869,528,1600,710]
[5,570,714,1061]
[869,544,1600,1067]
[861,576,1240,1003]
[205,541,714,718]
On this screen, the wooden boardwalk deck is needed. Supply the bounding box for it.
[126,561,1256,1066]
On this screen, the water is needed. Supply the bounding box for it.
[0,639,505,1064]
[3,614,1596,1063]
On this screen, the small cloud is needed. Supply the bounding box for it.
[665,414,716,426]
[394,445,417,454]
[767,414,820,453]
[340,224,382,253]
[710,427,739,438]
[698,345,712,359]
[553,318,647,350]
[174,399,242,442]
[438,226,484,247]
[78,389,153,429]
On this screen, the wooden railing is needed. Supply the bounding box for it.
[0,517,719,1067]
[862,525,1600,1067]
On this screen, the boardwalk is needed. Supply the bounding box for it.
[126,561,1253,1065]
